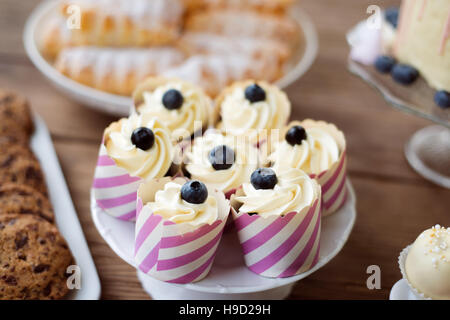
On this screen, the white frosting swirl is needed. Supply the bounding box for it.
[186,131,259,192]
[219,81,290,142]
[235,168,320,218]
[146,181,218,226]
[268,120,344,175]
[104,113,173,179]
[137,80,212,140]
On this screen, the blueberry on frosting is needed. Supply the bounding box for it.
[162,89,184,110]
[285,125,307,146]
[251,168,277,190]
[131,127,155,151]
[181,180,208,204]
[208,145,235,171]
[244,84,266,103]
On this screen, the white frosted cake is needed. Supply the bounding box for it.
[384,0,450,92]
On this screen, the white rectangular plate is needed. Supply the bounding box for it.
[30,114,101,300]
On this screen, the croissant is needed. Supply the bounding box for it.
[40,0,184,59]
[161,54,282,97]
[182,0,294,14]
[185,9,300,45]
[54,47,185,96]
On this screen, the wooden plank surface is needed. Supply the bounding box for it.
[1,0,449,300]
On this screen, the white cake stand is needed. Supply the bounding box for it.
[347,21,450,189]
[389,279,421,300]
[91,181,356,300]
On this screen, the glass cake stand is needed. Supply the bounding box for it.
[347,21,450,189]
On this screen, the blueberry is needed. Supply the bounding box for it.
[434,90,450,109]
[208,145,235,170]
[374,55,396,73]
[181,180,208,204]
[245,84,266,103]
[250,168,277,190]
[131,127,155,151]
[162,89,184,110]
[391,64,419,85]
[385,7,399,28]
[285,125,307,146]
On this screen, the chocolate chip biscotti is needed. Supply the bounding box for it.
[0,90,33,136]
[0,214,74,300]
[0,184,54,222]
[0,157,48,196]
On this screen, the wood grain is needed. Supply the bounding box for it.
[0,0,449,299]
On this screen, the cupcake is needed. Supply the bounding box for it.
[134,177,230,283]
[133,77,216,141]
[216,80,291,146]
[92,113,176,221]
[184,130,259,198]
[266,119,347,216]
[400,225,450,300]
[231,167,322,278]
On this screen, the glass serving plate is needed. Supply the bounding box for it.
[347,20,450,189]
[24,0,318,116]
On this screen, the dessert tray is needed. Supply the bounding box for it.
[23,0,319,117]
[390,245,430,301]
[347,20,450,189]
[32,114,101,300]
[389,279,421,300]
[91,181,356,300]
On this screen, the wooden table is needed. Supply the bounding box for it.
[1,0,449,300]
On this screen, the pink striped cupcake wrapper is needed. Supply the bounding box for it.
[222,186,242,233]
[232,195,322,278]
[134,178,230,283]
[93,144,182,221]
[310,150,348,217]
[92,144,143,221]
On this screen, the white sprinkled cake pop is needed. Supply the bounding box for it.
[405,225,450,300]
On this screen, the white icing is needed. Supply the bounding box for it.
[219,82,291,141]
[187,9,297,42]
[62,0,184,28]
[185,131,259,192]
[162,54,280,96]
[269,121,343,175]
[146,181,218,226]
[182,32,290,61]
[56,47,185,89]
[138,80,211,140]
[235,168,319,218]
[199,0,291,8]
[104,114,174,180]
